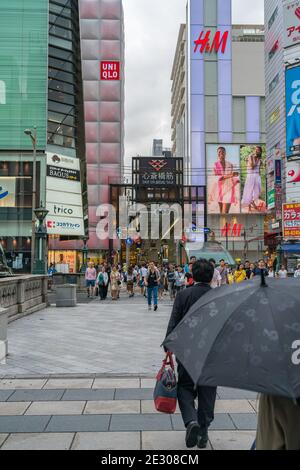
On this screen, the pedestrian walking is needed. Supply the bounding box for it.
[174,266,185,295]
[145,261,160,311]
[97,266,109,300]
[167,265,176,300]
[185,263,195,288]
[216,259,229,285]
[126,266,135,298]
[158,266,165,301]
[233,264,247,283]
[110,266,121,300]
[85,262,97,298]
[164,259,217,449]
[138,263,148,297]
[256,395,300,450]
[209,258,222,288]
[278,265,288,279]
[268,266,275,278]
[294,264,300,278]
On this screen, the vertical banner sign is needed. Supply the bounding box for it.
[286,65,300,160]
[275,160,282,184]
[283,1,300,48]
[283,203,300,238]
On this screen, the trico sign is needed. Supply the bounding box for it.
[100,61,120,81]
[194,30,229,54]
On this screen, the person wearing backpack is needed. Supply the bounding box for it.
[144,261,160,311]
[97,266,109,300]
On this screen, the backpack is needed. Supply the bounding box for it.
[98,273,104,285]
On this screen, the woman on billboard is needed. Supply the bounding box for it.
[241,146,265,213]
[212,146,240,214]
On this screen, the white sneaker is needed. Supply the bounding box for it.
[148,306,152,311]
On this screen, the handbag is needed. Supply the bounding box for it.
[153,352,177,414]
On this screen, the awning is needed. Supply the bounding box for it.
[282,244,300,253]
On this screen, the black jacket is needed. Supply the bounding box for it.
[165,282,211,339]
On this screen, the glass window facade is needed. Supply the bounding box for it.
[48,0,83,149]
[0,0,48,150]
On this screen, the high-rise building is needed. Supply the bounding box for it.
[0,0,124,273]
[152,139,163,156]
[171,0,266,261]
[265,0,300,271]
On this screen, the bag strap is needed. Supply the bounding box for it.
[156,352,175,380]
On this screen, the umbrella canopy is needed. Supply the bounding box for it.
[163,276,300,399]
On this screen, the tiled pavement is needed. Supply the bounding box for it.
[0,377,258,450]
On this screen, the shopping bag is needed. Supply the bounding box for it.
[153,352,177,414]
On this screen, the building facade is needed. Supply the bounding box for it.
[0,0,124,273]
[265,0,300,272]
[171,0,267,261]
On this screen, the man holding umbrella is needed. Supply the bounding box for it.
[164,259,217,449]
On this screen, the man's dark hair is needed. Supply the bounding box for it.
[219,259,225,263]
[218,146,226,153]
[190,256,197,261]
[192,259,214,284]
[209,258,216,265]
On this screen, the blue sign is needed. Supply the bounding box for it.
[275,160,282,184]
[126,238,133,246]
[286,66,300,160]
[0,186,8,200]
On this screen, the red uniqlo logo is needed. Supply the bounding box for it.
[295,7,300,20]
[100,61,120,80]
[194,30,229,54]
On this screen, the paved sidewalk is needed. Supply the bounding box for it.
[0,377,257,450]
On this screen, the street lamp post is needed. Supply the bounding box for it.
[276,243,283,274]
[24,127,37,274]
[33,205,49,275]
[81,238,89,273]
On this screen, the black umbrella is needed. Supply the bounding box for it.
[163,273,300,399]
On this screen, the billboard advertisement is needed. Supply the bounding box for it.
[46,153,84,236]
[207,144,266,215]
[0,0,48,150]
[283,0,300,48]
[286,65,300,160]
[283,203,300,239]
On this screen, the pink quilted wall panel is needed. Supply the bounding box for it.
[84,102,99,121]
[99,122,121,143]
[80,19,100,39]
[83,81,99,101]
[79,0,100,19]
[82,60,100,80]
[99,101,121,122]
[99,40,121,60]
[99,81,121,101]
[101,20,121,40]
[100,0,121,19]
[86,143,99,164]
[85,122,99,142]
[81,41,99,60]
[99,143,120,164]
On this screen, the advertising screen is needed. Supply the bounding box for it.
[286,65,300,160]
[0,177,16,207]
[207,144,266,215]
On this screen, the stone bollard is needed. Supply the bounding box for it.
[56,285,77,308]
[0,307,8,361]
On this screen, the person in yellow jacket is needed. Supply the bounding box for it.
[234,264,247,283]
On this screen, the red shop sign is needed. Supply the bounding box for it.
[194,30,229,54]
[100,61,120,81]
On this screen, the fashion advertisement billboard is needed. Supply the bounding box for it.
[207,144,266,215]
[0,177,16,207]
[286,65,300,160]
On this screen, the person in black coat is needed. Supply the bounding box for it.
[164,259,217,449]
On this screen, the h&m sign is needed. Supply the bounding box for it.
[194,30,229,54]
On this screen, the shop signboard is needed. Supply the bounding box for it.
[275,185,283,220]
[268,189,276,210]
[138,158,177,187]
[275,160,282,184]
[100,61,120,80]
[283,203,300,239]
[283,0,300,48]
[46,153,84,236]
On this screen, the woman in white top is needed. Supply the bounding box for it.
[268,267,275,278]
[277,265,288,279]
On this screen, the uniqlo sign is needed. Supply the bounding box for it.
[283,203,300,238]
[100,61,120,80]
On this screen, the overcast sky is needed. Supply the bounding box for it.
[123,0,264,173]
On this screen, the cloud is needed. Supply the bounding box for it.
[124,0,264,168]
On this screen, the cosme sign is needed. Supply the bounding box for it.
[194,30,229,54]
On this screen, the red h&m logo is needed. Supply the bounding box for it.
[100,61,120,80]
[194,30,229,54]
[295,7,300,20]
[221,223,243,238]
